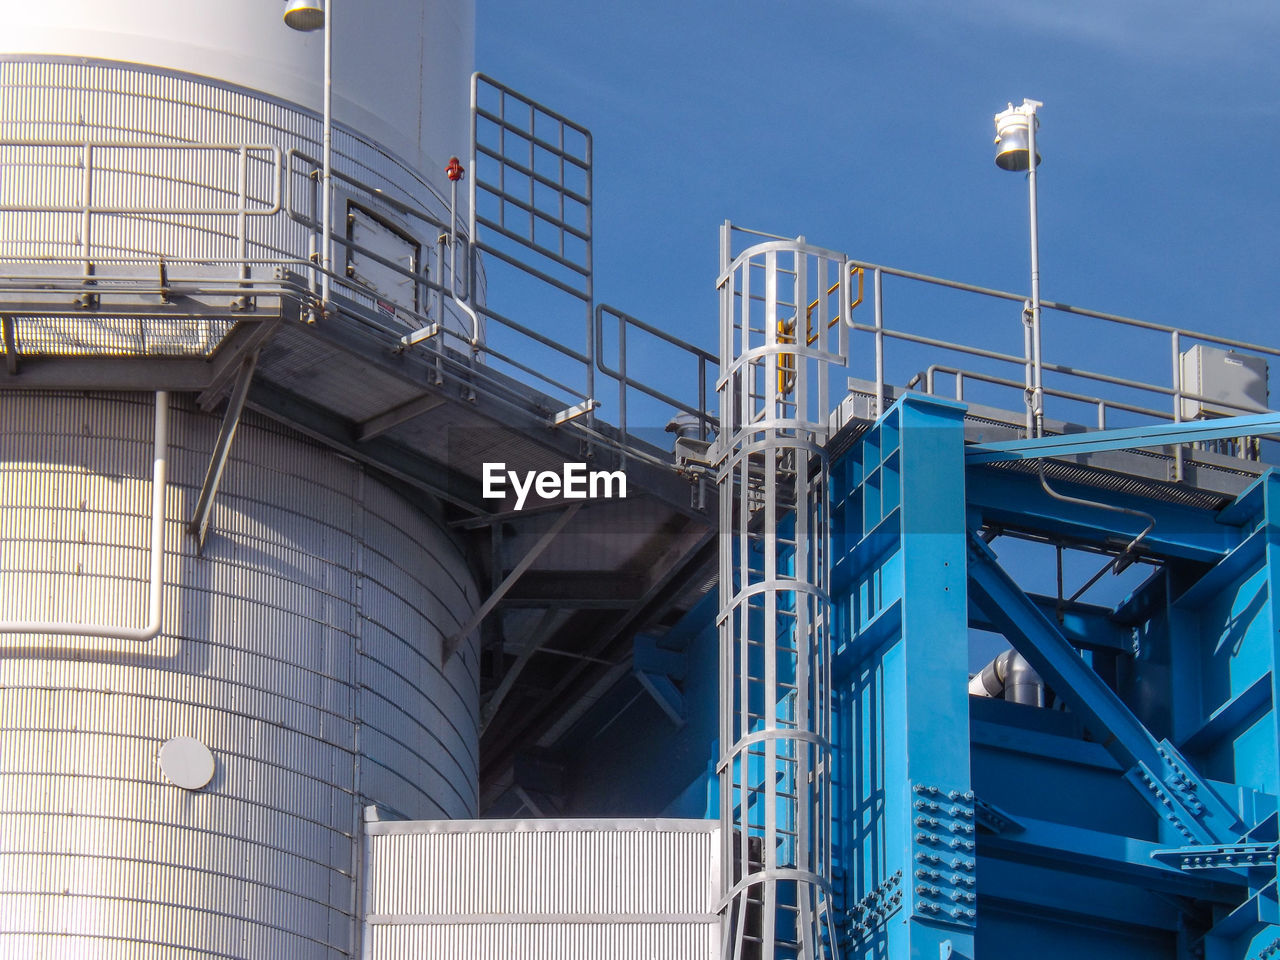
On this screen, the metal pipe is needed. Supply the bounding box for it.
[873,267,884,417]
[1171,330,1184,481]
[1026,105,1044,437]
[320,0,333,303]
[1023,300,1034,435]
[969,649,1044,707]
[1037,462,1156,587]
[0,391,169,641]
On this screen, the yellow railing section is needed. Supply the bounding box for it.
[778,264,863,395]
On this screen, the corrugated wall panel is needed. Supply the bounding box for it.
[362,820,719,960]
[1,393,478,958]
[0,57,485,342]
[366,923,720,960]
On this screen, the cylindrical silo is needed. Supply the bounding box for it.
[1,0,479,338]
[0,2,481,956]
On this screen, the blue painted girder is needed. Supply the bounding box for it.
[965,465,1243,564]
[966,411,1280,464]
[967,531,1245,846]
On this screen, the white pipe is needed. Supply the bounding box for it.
[0,391,169,642]
[1025,101,1043,438]
[320,0,333,303]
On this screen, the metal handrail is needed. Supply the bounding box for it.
[595,303,717,444]
[0,139,283,216]
[724,223,1276,474]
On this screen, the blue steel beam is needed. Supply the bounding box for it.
[967,465,1242,563]
[968,594,1135,653]
[835,395,975,959]
[966,412,1280,464]
[967,532,1245,846]
[982,815,1245,902]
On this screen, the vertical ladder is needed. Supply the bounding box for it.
[716,226,848,960]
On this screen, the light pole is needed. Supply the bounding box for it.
[285,0,333,305]
[994,98,1044,437]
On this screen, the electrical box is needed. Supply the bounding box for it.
[1179,344,1268,419]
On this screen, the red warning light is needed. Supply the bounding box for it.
[446,157,465,182]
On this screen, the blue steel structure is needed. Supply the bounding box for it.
[701,226,1280,959]
[5,32,1278,959]
[826,392,1280,958]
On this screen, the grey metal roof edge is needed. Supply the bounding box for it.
[364,815,717,836]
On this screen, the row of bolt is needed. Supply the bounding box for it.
[913,799,975,820]
[912,783,977,926]
[1157,746,1206,815]
[914,815,975,835]
[916,831,976,851]
[845,871,903,941]
[916,900,976,921]
[915,850,975,872]
[1181,850,1277,869]
[913,784,975,802]
[1136,770,1196,842]
[916,867,976,887]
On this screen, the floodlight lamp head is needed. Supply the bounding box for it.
[993,100,1042,172]
[284,0,325,31]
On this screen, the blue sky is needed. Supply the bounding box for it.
[476,1,1280,427]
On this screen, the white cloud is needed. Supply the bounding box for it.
[860,0,1279,64]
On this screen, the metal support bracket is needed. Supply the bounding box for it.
[972,796,1025,835]
[197,317,283,411]
[445,501,583,660]
[550,399,598,427]
[188,353,258,553]
[633,632,687,727]
[397,321,439,352]
[1152,840,1278,878]
[480,607,560,733]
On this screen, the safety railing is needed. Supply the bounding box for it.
[595,303,717,444]
[843,258,1279,430]
[0,96,727,475]
[0,139,284,270]
[723,222,1279,473]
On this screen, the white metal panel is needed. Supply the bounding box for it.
[362,819,719,960]
[0,0,474,185]
[0,392,479,958]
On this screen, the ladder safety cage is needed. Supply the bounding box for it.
[717,225,850,960]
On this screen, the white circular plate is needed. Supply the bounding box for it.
[158,737,216,790]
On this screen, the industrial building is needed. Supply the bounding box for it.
[1,2,1278,958]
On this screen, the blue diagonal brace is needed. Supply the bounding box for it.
[967,532,1244,845]
[635,670,686,728]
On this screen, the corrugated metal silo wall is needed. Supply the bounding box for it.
[362,818,720,960]
[0,57,482,336]
[0,391,479,958]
